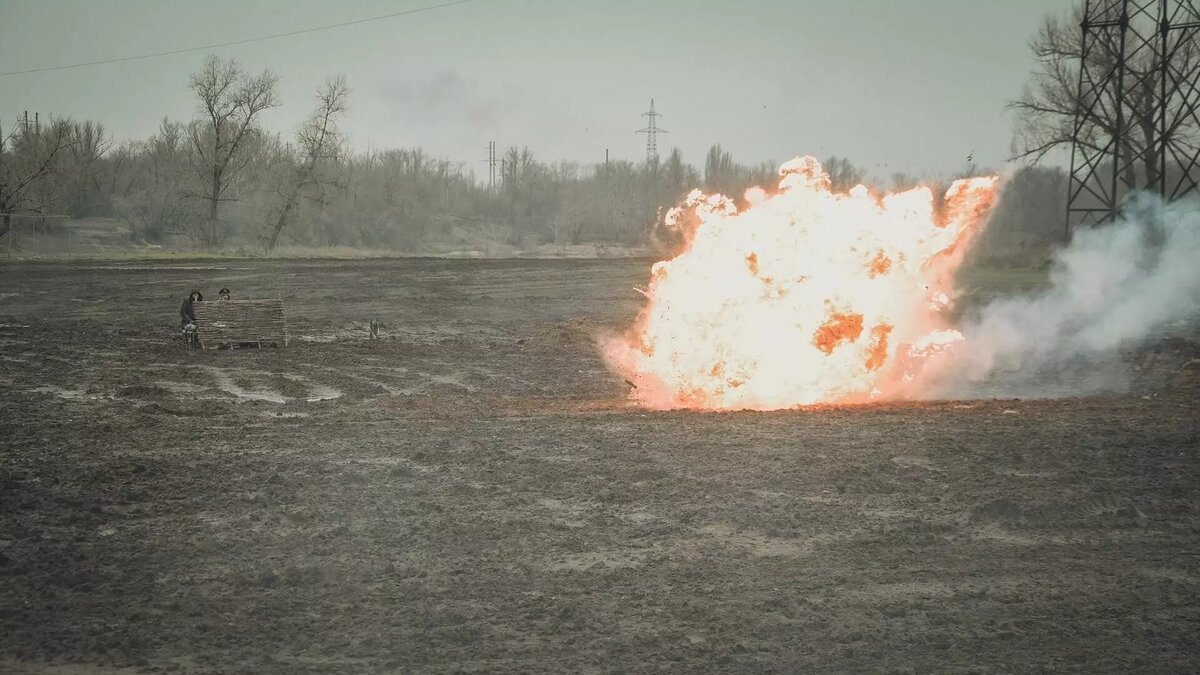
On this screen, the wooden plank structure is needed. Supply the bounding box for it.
[192,299,287,350]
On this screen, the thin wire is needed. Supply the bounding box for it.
[0,0,481,78]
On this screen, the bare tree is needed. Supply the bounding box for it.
[704,144,735,195]
[264,76,348,252]
[0,117,75,239]
[823,155,866,192]
[890,172,920,191]
[64,120,111,217]
[118,118,192,242]
[501,145,539,227]
[1010,3,1200,190]
[187,55,279,247]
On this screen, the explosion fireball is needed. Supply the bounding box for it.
[602,156,998,410]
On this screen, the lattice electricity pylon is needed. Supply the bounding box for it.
[1066,0,1200,232]
[637,99,667,164]
[1159,0,1200,200]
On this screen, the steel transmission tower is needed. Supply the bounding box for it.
[1066,0,1200,232]
[637,99,667,164]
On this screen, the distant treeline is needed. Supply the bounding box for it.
[1,58,1073,264]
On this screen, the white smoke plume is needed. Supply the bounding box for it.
[933,194,1200,398]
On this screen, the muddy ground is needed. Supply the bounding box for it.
[1,258,1198,673]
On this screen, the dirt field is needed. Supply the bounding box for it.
[1,258,1198,673]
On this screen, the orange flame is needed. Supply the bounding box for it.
[602,156,997,410]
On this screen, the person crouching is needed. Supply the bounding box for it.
[180,290,202,347]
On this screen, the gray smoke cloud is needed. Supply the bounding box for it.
[935,194,1200,398]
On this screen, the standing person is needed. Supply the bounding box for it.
[180,290,203,347]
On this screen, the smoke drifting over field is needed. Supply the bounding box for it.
[934,194,1200,398]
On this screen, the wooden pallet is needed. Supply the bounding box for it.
[192,299,287,350]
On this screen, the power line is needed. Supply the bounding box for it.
[0,0,482,78]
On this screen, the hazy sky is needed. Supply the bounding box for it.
[0,0,1076,179]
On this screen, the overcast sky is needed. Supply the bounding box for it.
[0,0,1076,179]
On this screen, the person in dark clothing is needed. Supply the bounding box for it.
[180,290,202,347]
[180,290,203,327]
[218,287,231,301]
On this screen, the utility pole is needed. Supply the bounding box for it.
[483,140,498,192]
[637,99,667,164]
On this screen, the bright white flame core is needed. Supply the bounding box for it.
[602,156,998,410]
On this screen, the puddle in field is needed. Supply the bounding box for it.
[199,366,287,404]
[195,367,343,404]
[306,365,406,395]
[150,379,238,402]
[32,385,114,401]
[282,374,343,402]
[367,365,479,393]
[423,371,478,392]
[153,380,211,395]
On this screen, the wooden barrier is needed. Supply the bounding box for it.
[192,299,287,350]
